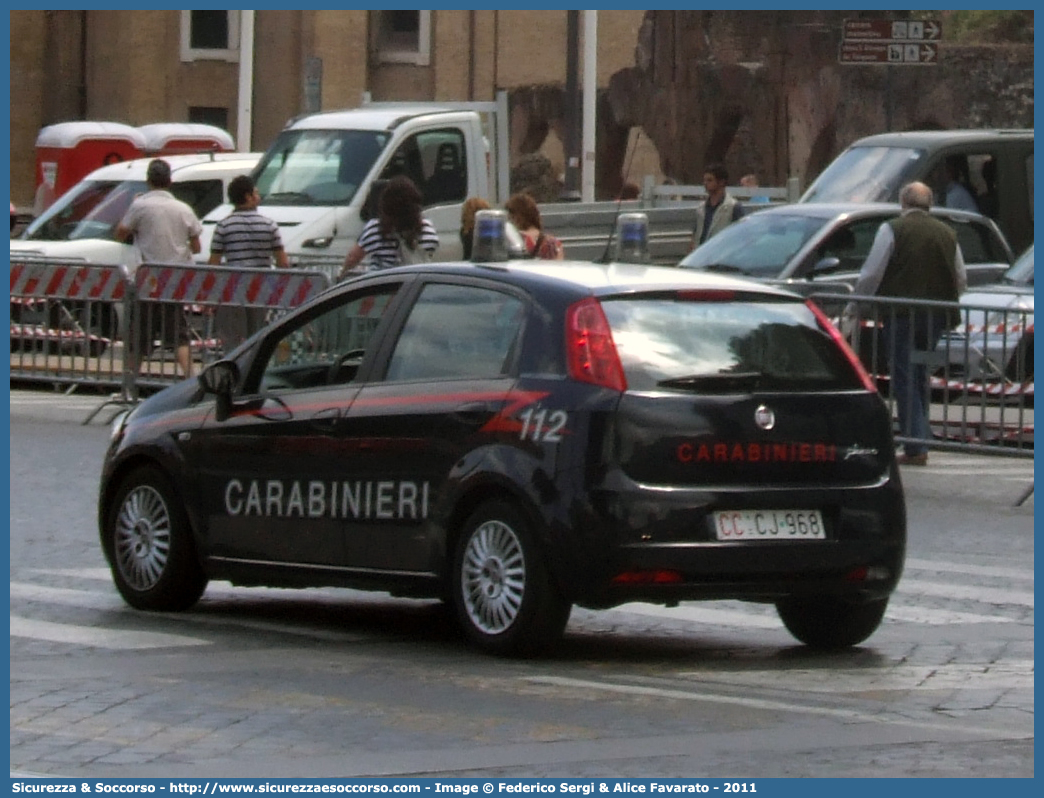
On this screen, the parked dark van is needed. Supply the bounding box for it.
[800,129,1033,254]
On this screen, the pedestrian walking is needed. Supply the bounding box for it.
[115,158,201,377]
[740,173,770,203]
[460,196,491,260]
[849,181,967,466]
[690,163,744,250]
[208,175,290,351]
[339,175,438,279]
[505,192,564,260]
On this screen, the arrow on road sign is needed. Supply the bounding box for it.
[839,40,939,65]
[925,20,941,40]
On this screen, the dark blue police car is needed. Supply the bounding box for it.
[99,259,906,655]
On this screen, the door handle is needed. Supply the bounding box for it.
[310,406,342,431]
[452,401,496,425]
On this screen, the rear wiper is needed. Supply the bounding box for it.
[701,263,748,275]
[657,371,763,390]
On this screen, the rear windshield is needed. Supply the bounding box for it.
[600,297,865,393]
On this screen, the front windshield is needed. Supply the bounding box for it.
[1004,245,1034,285]
[677,213,826,278]
[801,146,924,203]
[254,129,390,206]
[23,179,146,242]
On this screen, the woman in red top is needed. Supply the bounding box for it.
[505,192,564,260]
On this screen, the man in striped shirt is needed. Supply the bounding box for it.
[209,175,289,351]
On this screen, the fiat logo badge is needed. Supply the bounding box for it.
[754,405,775,430]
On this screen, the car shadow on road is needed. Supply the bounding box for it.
[175,589,897,670]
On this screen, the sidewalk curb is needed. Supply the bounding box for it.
[9,388,134,426]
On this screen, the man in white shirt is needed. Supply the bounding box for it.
[116,159,202,377]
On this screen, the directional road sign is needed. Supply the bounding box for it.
[843,18,941,42]
[840,18,941,65]
[839,41,939,65]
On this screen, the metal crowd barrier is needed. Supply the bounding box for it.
[10,257,127,394]
[9,259,1034,465]
[293,254,345,284]
[9,255,332,419]
[810,291,1033,465]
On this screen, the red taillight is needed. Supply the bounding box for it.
[805,299,877,393]
[845,566,869,582]
[565,297,628,392]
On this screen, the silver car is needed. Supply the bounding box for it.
[678,202,1014,298]
[942,245,1033,383]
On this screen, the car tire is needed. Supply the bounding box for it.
[103,466,208,612]
[776,595,888,650]
[451,500,571,656]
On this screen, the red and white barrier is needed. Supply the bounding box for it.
[135,264,328,309]
[952,321,1034,336]
[9,323,109,350]
[11,259,333,394]
[930,376,1034,397]
[10,260,126,301]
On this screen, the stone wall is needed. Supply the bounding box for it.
[9,10,1032,207]
[604,11,1034,191]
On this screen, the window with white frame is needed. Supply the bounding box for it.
[372,10,431,66]
[181,10,240,62]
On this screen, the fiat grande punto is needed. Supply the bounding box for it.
[99,260,906,655]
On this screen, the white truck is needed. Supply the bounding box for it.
[201,94,796,267]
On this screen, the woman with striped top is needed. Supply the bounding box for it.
[339,175,439,279]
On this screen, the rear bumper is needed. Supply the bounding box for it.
[590,539,904,608]
[552,471,906,608]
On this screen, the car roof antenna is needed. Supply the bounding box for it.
[597,128,642,264]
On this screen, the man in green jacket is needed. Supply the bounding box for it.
[852,181,967,466]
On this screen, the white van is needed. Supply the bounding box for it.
[12,151,262,267]
[11,152,261,355]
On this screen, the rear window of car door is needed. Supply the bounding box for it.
[384,283,525,381]
[946,218,1008,264]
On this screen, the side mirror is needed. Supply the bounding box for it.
[810,256,841,278]
[198,360,240,422]
[360,179,389,222]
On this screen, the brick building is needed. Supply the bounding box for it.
[9,9,657,208]
[10,11,1032,210]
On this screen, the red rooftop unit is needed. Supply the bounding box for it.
[33,121,146,213]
